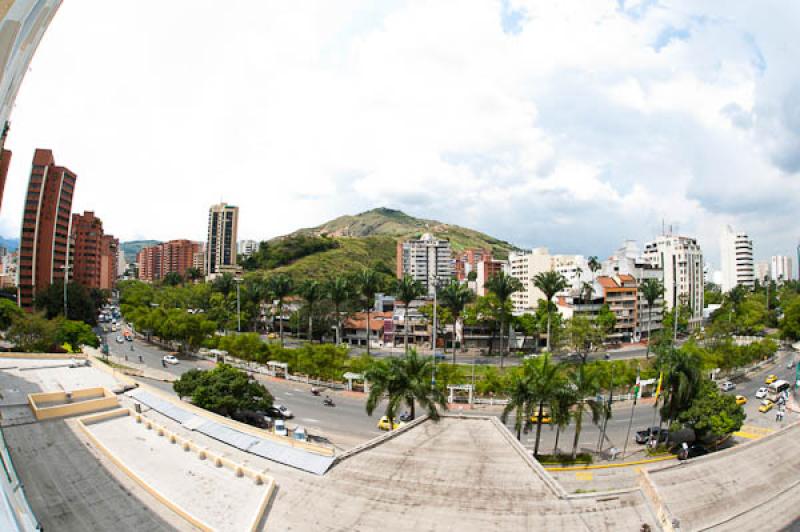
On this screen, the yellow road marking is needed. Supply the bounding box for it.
[575,472,593,481]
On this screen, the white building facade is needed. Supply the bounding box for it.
[771,255,793,283]
[238,239,258,256]
[508,248,588,314]
[643,235,704,328]
[719,225,755,292]
[396,233,453,296]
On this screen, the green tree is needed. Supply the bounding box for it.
[34,281,99,324]
[439,280,475,363]
[781,297,800,340]
[677,379,745,441]
[640,278,664,358]
[395,275,426,353]
[0,298,23,329]
[56,319,99,350]
[6,313,59,352]
[567,363,603,459]
[326,276,352,346]
[356,268,381,355]
[268,274,294,347]
[657,348,702,428]
[532,271,569,352]
[501,369,534,440]
[185,267,203,282]
[173,364,273,417]
[298,280,324,342]
[162,271,184,286]
[529,354,563,457]
[485,272,523,367]
[550,384,577,456]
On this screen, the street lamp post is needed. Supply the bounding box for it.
[60,263,71,318]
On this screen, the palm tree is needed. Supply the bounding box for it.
[298,280,323,342]
[485,272,523,368]
[567,363,603,459]
[212,272,236,296]
[439,280,475,363]
[501,371,534,440]
[588,256,600,282]
[550,385,576,456]
[640,278,664,358]
[657,348,701,429]
[185,267,202,283]
[326,276,351,346]
[395,275,425,353]
[532,271,569,352]
[356,268,381,355]
[365,350,447,426]
[267,274,294,347]
[529,353,563,457]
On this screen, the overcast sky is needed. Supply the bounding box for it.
[1,0,798,268]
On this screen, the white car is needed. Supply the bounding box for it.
[719,381,735,392]
[115,335,125,344]
[274,404,293,419]
[162,355,179,365]
[273,419,288,437]
[755,387,768,399]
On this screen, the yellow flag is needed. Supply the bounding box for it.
[654,372,663,401]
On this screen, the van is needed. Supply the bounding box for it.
[293,426,307,442]
[274,419,287,437]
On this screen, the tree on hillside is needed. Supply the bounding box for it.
[356,268,381,355]
[395,275,426,353]
[439,280,475,363]
[298,280,324,342]
[326,276,352,346]
[532,271,569,352]
[640,278,664,358]
[486,272,523,367]
[268,274,294,347]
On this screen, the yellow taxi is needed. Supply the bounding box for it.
[267,332,278,339]
[530,412,552,424]
[735,395,747,406]
[377,416,405,431]
[765,374,778,385]
[758,400,775,413]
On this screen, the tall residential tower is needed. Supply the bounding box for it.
[719,225,755,292]
[643,234,704,329]
[205,203,239,279]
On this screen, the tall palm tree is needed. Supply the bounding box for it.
[356,268,381,355]
[532,271,569,352]
[439,280,475,363]
[501,371,534,440]
[640,278,664,358]
[298,280,323,342]
[486,272,523,368]
[365,350,447,427]
[568,363,603,459]
[395,275,425,353]
[267,274,293,347]
[657,348,701,429]
[326,276,351,346]
[588,256,601,282]
[529,353,563,457]
[185,267,202,283]
[550,385,576,456]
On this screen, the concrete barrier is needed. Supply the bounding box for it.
[28,387,119,420]
[0,352,87,360]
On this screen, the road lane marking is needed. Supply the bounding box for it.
[575,472,593,481]
[302,418,320,424]
[733,424,775,440]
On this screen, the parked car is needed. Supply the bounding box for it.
[398,411,413,422]
[433,353,447,361]
[274,404,293,419]
[755,387,768,399]
[759,400,775,413]
[377,416,404,431]
[719,381,735,392]
[162,355,179,365]
[529,412,551,425]
[293,426,307,442]
[735,395,747,406]
[635,427,669,444]
[677,443,708,460]
[264,406,287,419]
[765,374,778,384]
[232,410,269,429]
[274,419,288,437]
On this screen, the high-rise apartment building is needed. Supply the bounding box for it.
[137,239,202,282]
[720,225,755,292]
[643,234,703,328]
[396,233,453,296]
[454,248,492,281]
[206,203,239,278]
[18,149,76,309]
[71,211,118,291]
[508,248,587,314]
[770,255,793,283]
[238,239,258,257]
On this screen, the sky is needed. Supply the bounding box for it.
[1,0,799,268]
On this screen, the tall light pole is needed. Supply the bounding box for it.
[60,263,71,318]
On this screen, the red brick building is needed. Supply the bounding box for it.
[454,248,493,281]
[137,240,202,282]
[18,149,76,309]
[71,211,118,291]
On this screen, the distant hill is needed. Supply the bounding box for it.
[0,236,19,252]
[120,240,161,262]
[289,207,517,258]
[255,208,517,282]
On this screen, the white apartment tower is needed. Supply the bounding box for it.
[508,248,587,314]
[396,233,453,296]
[643,235,704,328]
[238,239,258,256]
[770,255,793,283]
[206,203,239,278]
[719,225,755,292]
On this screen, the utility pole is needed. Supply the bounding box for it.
[622,365,640,459]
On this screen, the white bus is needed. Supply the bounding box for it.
[767,380,790,403]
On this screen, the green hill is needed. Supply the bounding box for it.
[251,208,517,282]
[290,207,517,258]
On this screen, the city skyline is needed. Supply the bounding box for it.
[0,1,796,266]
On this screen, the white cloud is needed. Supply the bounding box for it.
[0,0,797,266]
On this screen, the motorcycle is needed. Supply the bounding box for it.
[322,397,335,407]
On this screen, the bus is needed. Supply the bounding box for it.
[767,380,790,403]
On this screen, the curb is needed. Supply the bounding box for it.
[544,454,676,471]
